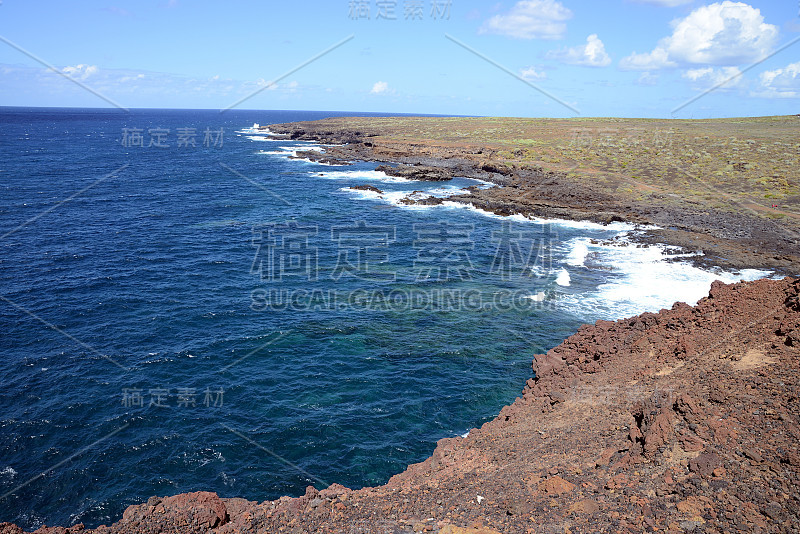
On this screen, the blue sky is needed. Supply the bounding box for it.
[0,0,798,117]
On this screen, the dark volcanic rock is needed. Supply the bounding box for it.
[375,164,453,181]
[480,161,513,176]
[269,119,800,273]
[115,491,227,534]
[398,190,445,206]
[400,195,444,206]
[689,452,723,477]
[349,184,384,194]
[289,150,352,166]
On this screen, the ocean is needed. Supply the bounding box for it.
[0,108,769,529]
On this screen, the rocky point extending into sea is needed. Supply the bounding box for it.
[6,117,798,534]
[271,117,800,275]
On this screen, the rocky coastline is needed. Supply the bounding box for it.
[4,118,799,534]
[268,119,799,275]
[6,277,799,533]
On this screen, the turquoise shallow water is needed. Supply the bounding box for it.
[0,108,767,529]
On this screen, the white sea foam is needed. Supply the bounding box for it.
[1,466,17,478]
[523,291,547,302]
[340,187,383,200]
[335,175,640,233]
[305,159,348,166]
[256,145,324,161]
[245,135,283,142]
[321,170,411,183]
[530,216,637,232]
[528,265,548,277]
[565,240,590,267]
[433,201,639,232]
[237,127,274,135]
[420,185,468,197]
[338,183,643,235]
[340,184,479,209]
[559,236,772,320]
[248,130,771,322]
[280,145,323,152]
[340,187,417,206]
[276,145,326,163]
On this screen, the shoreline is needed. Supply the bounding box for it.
[9,276,799,533]
[5,117,800,533]
[269,117,800,276]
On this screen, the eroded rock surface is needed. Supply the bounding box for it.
[269,121,800,274]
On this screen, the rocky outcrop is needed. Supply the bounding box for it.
[116,492,228,533]
[269,120,800,274]
[289,150,352,166]
[375,164,453,181]
[10,277,800,533]
[398,190,445,206]
[349,184,384,194]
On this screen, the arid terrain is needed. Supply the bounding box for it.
[273,116,800,274]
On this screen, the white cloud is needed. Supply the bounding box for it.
[119,73,146,83]
[479,0,572,40]
[520,66,546,80]
[370,81,389,94]
[620,48,675,70]
[760,62,800,88]
[682,66,744,89]
[620,1,778,70]
[2,62,321,106]
[62,64,98,80]
[546,34,612,67]
[637,71,659,85]
[255,78,279,91]
[755,61,800,98]
[629,0,693,6]
[256,79,299,92]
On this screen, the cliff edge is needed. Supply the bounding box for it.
[5,276,799,533]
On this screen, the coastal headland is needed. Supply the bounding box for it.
[275,115,800,274]
[3,117,799,533]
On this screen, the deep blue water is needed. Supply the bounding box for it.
[0,108,761,529]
